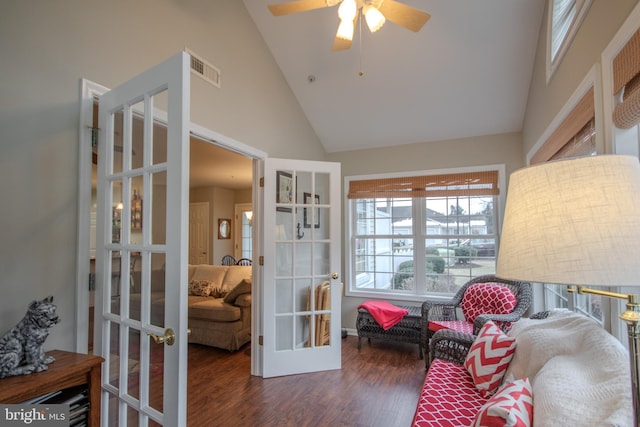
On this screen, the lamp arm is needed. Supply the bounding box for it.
[567,285,630,300]
[567,285,640,426]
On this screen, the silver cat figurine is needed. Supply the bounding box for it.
[0,296,60,378]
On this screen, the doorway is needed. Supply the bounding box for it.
[77,78,264,421]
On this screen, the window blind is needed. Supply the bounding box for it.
[531,87,595,164]
[548,118,595,161]
[347,170,499,199]
[551,0,577,60]
[613,26,640,129]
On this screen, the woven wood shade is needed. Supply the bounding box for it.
[548,118,595,161]
[347,170,499,199]
[531,87,594,164]
[613,27,640,129]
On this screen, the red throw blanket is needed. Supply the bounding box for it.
[358,301,409,330]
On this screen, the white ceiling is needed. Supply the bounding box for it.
[242,0,546,153]
[190,137,253,189]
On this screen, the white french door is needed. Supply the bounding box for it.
[94,52,190,426]
[262,158,342,377]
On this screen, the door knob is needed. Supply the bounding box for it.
[148,328,175,346]
[331,272,339,280]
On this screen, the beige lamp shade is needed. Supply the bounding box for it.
[497,155,640,287]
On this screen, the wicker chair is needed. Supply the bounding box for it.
[428,310,550,367]
[421,274,532,368]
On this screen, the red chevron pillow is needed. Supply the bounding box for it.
[472,378,533,427]
[464,320,517,397]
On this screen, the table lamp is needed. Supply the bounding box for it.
[496,155,640,426]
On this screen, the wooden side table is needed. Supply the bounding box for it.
[0,350,104,427]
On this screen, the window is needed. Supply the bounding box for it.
[601,2,640,342]
[546,0,592,82]
[346,167,503,301]
[543,284,604,325]
[531,69,602,324]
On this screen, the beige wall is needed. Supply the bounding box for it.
[522,0,639,157]
[333,0,640,331]
[328,132,524,329]
[0,0,325,351]
[4,0,639,353]
[190,186,244,265]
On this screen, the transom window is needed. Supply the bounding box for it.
[345,167,503,301]
[546,0,592,82]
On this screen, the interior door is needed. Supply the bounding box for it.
[189,202,209,264]
[94,52,190,426]
[262,158,342,377]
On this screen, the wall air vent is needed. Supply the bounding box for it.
[185,49,221,88]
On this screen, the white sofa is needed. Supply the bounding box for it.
[412,309,633,426]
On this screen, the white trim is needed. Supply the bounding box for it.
[234,202,253,260]
[190,122,267,160]
[252,159,264,377]
[527,64,601,164]
[343,163,506,302]
[77,81,267,376]
[601,0,640,156]
[600,1,640,346]
[76,79,109,353]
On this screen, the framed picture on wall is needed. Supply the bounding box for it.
[276,170,293,213]
[218,218,231,239]
[303,192,320,229]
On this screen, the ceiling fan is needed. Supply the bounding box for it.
[268,0,431,51]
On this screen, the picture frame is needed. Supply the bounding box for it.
[303,192,320,229]
[276,170,293,213]
[218,218,231,239]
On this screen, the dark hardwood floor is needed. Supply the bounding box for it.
[90,309,425,426]
[187,336,426,427]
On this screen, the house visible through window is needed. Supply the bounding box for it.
[346,167,502,300]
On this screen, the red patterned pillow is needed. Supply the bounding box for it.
[461,283,517,325]
[464,320,517,397]
[472,378,533,427]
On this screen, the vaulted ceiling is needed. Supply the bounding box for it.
[243,0,546,153]
[190,1,547,190]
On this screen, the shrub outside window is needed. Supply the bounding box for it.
[346,167,504,301]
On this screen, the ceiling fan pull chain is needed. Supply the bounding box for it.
[358,11,364,76]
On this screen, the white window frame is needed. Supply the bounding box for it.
[344,164,506,303]
[546,0,592,83]
[600,0,640,345]
[528,64,610,327]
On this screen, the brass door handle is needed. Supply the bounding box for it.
[331,272,339,280]
[148,328,175,346]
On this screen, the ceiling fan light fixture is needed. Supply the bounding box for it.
[338,0,357,21]
[336,19,354,40]
[363,4,385,32]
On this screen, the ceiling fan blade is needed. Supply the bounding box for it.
[268,0,332,16]
[378,0,431,32]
